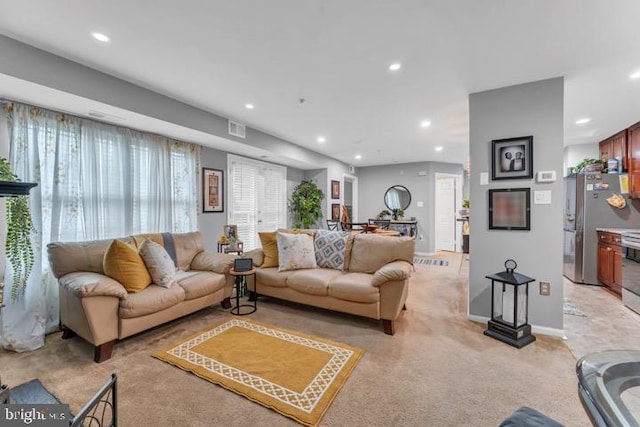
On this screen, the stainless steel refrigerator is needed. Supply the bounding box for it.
[564,173,640,284]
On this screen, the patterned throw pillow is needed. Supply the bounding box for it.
[314,230,350,270]
[276,232,317,272]
[138,239,177,288]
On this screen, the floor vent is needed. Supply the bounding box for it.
[228,120,246,139]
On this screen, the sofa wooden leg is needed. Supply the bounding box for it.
[61,326,76,340]
[383,320,395,335]
[402,304,407,311]
[94,341,115,363]
[221,297,232,309]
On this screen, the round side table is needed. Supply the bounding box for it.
[229,268,257,315]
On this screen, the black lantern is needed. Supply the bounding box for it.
[484,259,536,348]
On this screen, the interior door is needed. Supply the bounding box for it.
[435,175,457,252]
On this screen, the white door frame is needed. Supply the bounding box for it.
[434,173,463,252]
[342,174,358,221]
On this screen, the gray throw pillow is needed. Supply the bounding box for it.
[138,239,177,288]
[314,230,350,270]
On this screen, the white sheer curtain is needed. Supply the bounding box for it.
[0,102,200,352]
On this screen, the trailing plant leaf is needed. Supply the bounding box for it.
[290,180,324,229]
[0,157,36,300]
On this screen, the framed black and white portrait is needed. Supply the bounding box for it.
[491,136,533,180]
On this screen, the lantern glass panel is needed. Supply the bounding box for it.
[502,285,515,325]
[516,287,528,328]
[492,282,503,319]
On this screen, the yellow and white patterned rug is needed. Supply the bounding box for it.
[153,318,364,427]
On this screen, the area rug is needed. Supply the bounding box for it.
[152,318,364,427]
[563,298,587,317]
[413,257,449,266]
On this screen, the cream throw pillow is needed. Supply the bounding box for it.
[138,239,177,288]
[276,232,317,272]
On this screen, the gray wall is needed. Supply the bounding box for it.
[358,161,464,254]
[468,77,564,332]
[198,147,304,252]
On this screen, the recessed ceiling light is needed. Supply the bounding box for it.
[91,32,110,42]
[435,146,444,152]
[388,63,401,71]
[317,136,326,143]
[576,118,591,125]
[355,154,362,160]
[630,71,640,80]
[245,103,255,110]
[420,120,431,128]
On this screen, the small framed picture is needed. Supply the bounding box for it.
[331,180,340,199]
[223,224,238,241]
[202,168,224,213]
[489,188,531,230]
[491,136,533,180]
[331,204,340,221]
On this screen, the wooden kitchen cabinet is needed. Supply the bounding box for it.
[599,129,627,170]
[597,231,623,296]
[629,122,640,198]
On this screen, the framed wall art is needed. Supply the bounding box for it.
[491,136,533,180]
[202,168,224,213]
[331,203,340,221]
[488,188,531,230]
[331,180,340,199]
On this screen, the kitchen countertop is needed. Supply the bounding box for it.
[596,228,640,234]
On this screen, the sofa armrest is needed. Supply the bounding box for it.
[59,272,127,299]
[372,261,412,287]
[242,248,264,268]
[190,251,235,274]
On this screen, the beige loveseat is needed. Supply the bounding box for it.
[47,231,235,362]
[245,232,415,335]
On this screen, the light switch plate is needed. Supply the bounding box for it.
[534,190,552,204]
[417,201,424,207]
[480,172,489,186]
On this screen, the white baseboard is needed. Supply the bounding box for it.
[466,314,566,339]
[414,251,437,257]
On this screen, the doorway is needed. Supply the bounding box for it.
[435,173,463,252]
[342,174,358,221]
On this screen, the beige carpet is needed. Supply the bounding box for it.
[0,252,590,426]
[153,318,363,427]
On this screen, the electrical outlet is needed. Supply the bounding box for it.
[418,235,424,241]
[539,281,550,296]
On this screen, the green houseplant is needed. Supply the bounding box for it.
[572,158,606,174]
[0,158,36,300]
[392,208,404,220]
[290,180,324,229]
[377,209,391,219]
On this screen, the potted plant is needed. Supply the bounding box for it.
[290,180,324,228]
[459,198,470,217]
[392,208,404,220]
[0,158,37,300]
[378,209,391,220]
[572,158,606,174]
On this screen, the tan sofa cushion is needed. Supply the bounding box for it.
[372,261,413,287]
[287,268,342,296]
[172,232,205,271]
[47,237,133,279]
[119,284,185,319]
[256,267,294,288]
[190,251,235,274]
[176,271,226,300]
[348,234,415,274]
[328,273,379,304]
[59,272,127,299]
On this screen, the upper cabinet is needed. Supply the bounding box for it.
[628,122,640,198]
[599,129,628,170]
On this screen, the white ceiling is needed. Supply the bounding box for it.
[1,1,640,167]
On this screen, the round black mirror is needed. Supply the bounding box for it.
[384,185,411,211]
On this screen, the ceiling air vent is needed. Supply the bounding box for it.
[228,120,246,139]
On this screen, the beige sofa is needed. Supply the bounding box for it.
[47,231,235,362]
[245,232,415,334]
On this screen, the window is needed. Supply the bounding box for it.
[228,154,287,250]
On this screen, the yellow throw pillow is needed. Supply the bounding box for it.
[259,232,279,268]
[103,239,152,293]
